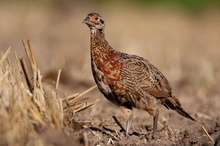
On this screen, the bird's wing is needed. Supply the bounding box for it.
[120,54,173,98]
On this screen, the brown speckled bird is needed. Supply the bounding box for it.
[83,13,196,139]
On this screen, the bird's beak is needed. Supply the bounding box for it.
[82,17,89,24]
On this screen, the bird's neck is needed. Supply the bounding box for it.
[90,28,106,47]
[90,28,114,55]
[90,28,121,70]
[91,28,105,38]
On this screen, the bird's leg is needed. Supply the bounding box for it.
[120,106,133,137]
[126,109,133,137]
[152,109,159,140]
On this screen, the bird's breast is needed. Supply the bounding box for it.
[92,48,123,80]
[91,48,127,96]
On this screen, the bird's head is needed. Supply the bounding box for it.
[83,13,105,31]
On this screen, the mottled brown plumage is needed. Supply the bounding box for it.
[83,13,196,139]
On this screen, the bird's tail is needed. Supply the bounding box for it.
[161,96,196,122]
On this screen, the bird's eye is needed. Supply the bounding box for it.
[100,19,104,24]
[95,17,98,20]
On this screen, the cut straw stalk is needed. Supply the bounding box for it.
[201,124,214,143]
[72,99,100,113]
[0,47,11,64]
[56,69,62,91]
[22,40,37,73]
[64,85,97,105]
[63,85,99,112]
[0,40,100,145]
[20,57,33,91]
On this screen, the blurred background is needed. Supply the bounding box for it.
[0,0,220,119]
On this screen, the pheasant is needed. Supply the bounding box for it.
[83,13,196,140]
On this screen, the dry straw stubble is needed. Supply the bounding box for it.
[0,41,98,146]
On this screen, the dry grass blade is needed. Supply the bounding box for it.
[20,57,33,91]
[63,93,79,101]
[22,40,32,72]
[0,70,9,83]
[63,85,98,113]
[55,69,61,92]
[77,85,97,97]
[63,85,99,114]
[37,69,44,93]
[64,97,90,110]
[22,40,37,72]
[68,85,97,105]
[200,124,214,143]
[73,99,100,113]
[0,47,11,64]
[27,40,36,66]
[63,93,79,105]
[1,41,99,145]
[13,51,22,72]
[0,42,67,145]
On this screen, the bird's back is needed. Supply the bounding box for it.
[92,45,174,110]
[120,53,173,98]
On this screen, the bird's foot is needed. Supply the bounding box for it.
[152,133,157,140]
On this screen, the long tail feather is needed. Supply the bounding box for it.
[175,106,196,121]
[162,96,196,122]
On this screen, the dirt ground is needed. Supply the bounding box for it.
[0,2,220,145]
